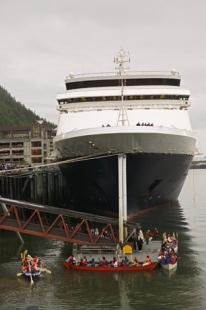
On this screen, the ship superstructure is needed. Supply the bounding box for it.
[54,50,196,214]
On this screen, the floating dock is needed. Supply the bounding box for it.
[73,240,162,263]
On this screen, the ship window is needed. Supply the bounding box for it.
[66,78,180,90]
[61,95,189,104]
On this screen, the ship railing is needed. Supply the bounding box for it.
[65,70,180,80]
[56,126,195,139]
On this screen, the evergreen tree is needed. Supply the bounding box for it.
[0,85,54,128]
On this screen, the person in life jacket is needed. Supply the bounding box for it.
[66,255,76,264]
[170,253,177,264]
[32,256,39,272]
[99,256,108,266]
[82,256,88,266]
[132,257,139,267]
[143,255,152,266]
[111,257,118,267]
[21,254,33,272]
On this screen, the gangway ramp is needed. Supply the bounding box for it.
[0,197,137,246]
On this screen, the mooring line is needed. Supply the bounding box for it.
[0,152,119,175]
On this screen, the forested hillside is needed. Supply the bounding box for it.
[0,85,53,128]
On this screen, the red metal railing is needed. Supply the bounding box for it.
[0,197,118,246]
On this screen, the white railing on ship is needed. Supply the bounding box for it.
[65,71,180,80]
[56,126,195,139]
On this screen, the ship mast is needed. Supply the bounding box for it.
[114,49,130,126]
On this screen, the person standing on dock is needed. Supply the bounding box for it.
[137,230,144,251]
[145,229,152,245]
[137,237,143,251]
[131,229,138,251]
[152,227,159,240]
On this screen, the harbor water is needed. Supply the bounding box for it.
[0,169,206,309]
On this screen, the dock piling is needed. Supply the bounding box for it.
[118,154,128,243]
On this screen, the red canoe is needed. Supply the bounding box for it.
[64,261,158,272]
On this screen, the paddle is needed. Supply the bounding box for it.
[28,262,34,286]
[39,267,52,274]
[17,272,23,277]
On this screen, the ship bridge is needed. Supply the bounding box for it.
[65,70,181,90]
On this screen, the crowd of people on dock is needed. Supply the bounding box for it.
[158,232,178,265]
[0,162,15,171]
[60,224,160,246]
[66,225,114,240]
[65,254,153,268]
[130,227,159,251]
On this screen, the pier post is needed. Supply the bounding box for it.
[122,154,127,239]
[122,154,127,223]
[118,154,127,243]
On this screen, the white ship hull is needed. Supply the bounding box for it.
[54,126,195,160]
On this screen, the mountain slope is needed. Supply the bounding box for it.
[0,85,52,128]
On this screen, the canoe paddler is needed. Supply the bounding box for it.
[32,256,39,272]
[143,255,152,266]
[21,254,33,272]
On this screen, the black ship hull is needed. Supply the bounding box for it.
[60,153,193,216]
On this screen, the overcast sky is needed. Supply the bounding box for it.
[0,0,206,151]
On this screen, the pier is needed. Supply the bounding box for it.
[0,167,65,207]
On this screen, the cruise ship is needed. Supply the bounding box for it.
[54,50,196,216]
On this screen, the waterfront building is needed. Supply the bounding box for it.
[0,122,55,167]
